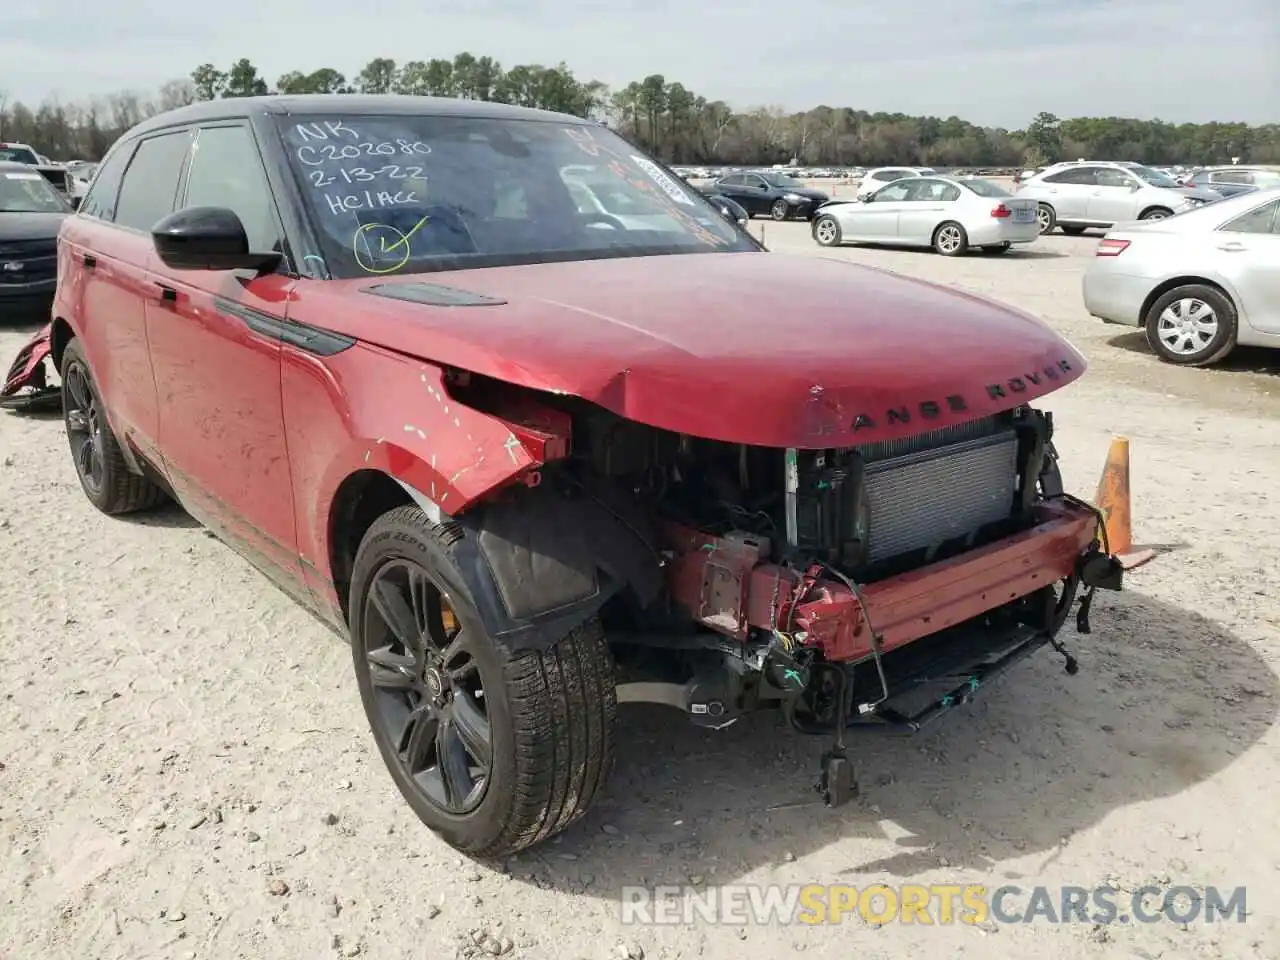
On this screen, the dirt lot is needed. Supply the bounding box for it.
[2,226,1278,960]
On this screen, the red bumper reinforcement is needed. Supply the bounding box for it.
[663,499,1099,663]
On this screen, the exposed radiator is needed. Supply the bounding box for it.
[862,429,1019,563]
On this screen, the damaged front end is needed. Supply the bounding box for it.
[570,403,1142,806]
[1,322,59,413]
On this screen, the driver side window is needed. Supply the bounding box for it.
[873,182,913,202]
[1096,168,1137,188]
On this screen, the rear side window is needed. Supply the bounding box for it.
[113,130,191,232]
[1221,198,1279,235]
[719,174,745,186]
[183,125,281,253]
[78,140,136,221]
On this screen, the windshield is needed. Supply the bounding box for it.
[1130,165,1179,188]
[761,173,804,188]
[960,178,1011,198]
[0,146,40,165]
[277,115,753,279]
[0,169,67,212]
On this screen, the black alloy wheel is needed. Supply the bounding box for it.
[361,559,492,815]
[63,359,105,500]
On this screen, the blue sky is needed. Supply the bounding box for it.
[1,0,1276,127]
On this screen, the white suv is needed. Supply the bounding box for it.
[1015,161,1221,235]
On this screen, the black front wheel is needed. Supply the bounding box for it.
[350,506,617,858]
[61,338,167,515]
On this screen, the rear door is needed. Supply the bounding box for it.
[63,129,191,468]
[1215,197,1280,335]
[1036,166,1097,221]
[144,121,303,585]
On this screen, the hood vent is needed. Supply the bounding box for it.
[361,282,507,307]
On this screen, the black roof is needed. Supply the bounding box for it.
[128,94,590,139]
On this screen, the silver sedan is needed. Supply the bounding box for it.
[810,176,1040,256]
[1082,187,1280,366]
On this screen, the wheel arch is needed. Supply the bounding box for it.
[1137,205,1174,220]
[50,315,76,372]
[1139,276,1234,328]
[324,461,664,650]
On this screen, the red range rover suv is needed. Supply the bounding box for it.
[46,95,1129,858]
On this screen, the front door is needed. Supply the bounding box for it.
[1087,168,1143,224]
[144,122,303,587]
[849,181,913,240]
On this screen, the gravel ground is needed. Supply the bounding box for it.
[1,223,1277,960]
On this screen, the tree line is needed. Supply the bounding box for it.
[2,54,1275,168]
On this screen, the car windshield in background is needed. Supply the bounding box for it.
[0,169,67,212]
[0,146,40,165]
[1130,165,1179,188]
[276,115,753,279]
[959,178,1010,198]
[761,173,804,188]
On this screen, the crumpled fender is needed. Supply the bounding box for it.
[0,322,59,412]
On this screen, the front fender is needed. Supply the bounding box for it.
[0,323,59,412]
[282,343,543,588]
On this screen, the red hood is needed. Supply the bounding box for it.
[301,252,1086,448]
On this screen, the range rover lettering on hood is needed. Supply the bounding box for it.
[850,358,1076,433]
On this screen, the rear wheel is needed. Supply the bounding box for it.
[981,243,1012,255]
[1035,204,1056,235]
[770,199,792,221]
[932,221,968,256]
[812,214,842,247]
[1060,226,1087,236]
[1140,207,1173,221]
[1142,284,1238,366]
[350,506,617,858]
[60,339,167,515]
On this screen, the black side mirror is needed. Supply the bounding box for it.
[69,195,82,211]
[151,206,282,273]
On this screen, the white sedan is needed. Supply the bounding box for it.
[811,176,1041,256]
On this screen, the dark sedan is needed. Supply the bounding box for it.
[0,160,72,320]
[705,171,830,221]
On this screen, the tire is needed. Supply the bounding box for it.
[932,221,969,256]
[1059,226,1087,236]
[1035,204,1056,235]
[812,214,842,247]
[981,243,1012,255]
[770,199,791,221]
[1139,207,1173,221]
[60,338,167,515]
[1142,283,1238,366]
[349,505,616,858]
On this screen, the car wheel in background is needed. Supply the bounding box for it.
[771,199,791,221]
[349,505,617,858]
[1142,284,1238,366]
[932,221,969,256]
[1139,207,1173,221]
[812,215,842,247]
[60,339,168,515]
[1060,226,1087,236]
[1035,204,1056,235]
[980,243,1012,255]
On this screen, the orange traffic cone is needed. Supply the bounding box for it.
[1094,436,1156,570]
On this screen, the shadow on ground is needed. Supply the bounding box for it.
[1107,330,1280,379]
[504,588,1277,895]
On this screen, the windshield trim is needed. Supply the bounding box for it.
[274,113,761,280]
